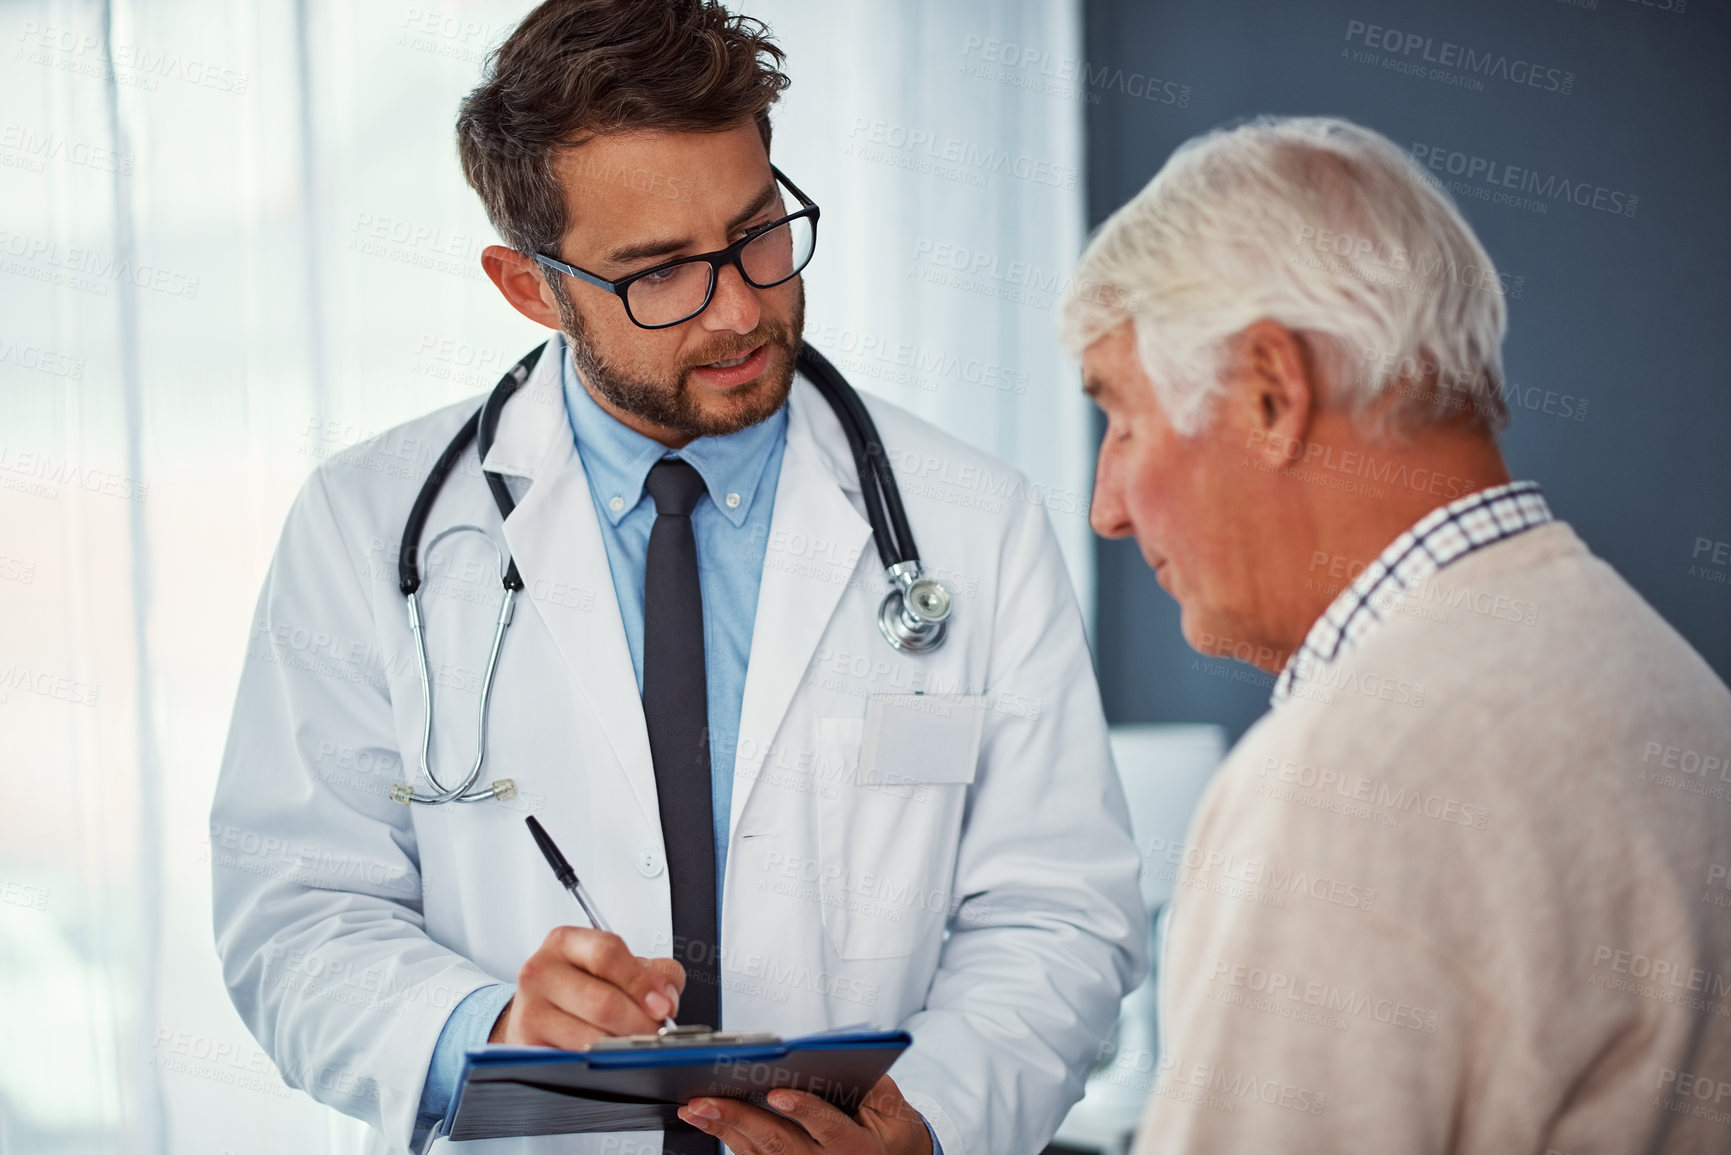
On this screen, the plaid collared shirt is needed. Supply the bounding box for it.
[1272,480,1554,703]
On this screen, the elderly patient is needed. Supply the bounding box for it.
[1062,115,1731,1154]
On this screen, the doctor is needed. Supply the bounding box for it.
[210,2,1144,1154]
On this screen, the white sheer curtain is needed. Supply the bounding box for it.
[739,0,1095,595]
[0,1,1091,1151]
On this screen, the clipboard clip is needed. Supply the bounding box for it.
[588,1025,782,1051]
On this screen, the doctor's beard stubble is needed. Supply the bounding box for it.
[552,276,805,440]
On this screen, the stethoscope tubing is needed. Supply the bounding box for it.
[392,339,943,806]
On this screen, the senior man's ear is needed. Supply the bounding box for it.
[1234,320,1318,471]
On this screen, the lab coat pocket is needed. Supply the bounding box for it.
[816,694,985,961]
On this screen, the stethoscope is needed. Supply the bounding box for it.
[388,340,953,806]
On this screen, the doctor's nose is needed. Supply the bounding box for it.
[700,263,762,336]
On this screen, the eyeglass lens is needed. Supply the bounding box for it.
[625,213,815,327]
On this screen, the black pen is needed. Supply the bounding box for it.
[525,815,677,1030]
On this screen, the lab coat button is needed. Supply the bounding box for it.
[637,847,664,877]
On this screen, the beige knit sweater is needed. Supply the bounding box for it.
[1134,523,1731,1155]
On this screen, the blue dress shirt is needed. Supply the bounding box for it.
[559,347,788,898]
[415,343,786,1128]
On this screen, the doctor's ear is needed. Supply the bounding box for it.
[1231,320,1318,471]
[481,244,565,331]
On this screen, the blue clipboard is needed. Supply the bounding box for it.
[437,1027,911,1142]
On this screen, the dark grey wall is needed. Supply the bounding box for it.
[1084,0,1731,740]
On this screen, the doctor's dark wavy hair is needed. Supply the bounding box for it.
[456,0,790,260]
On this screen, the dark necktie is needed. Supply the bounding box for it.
[642,459,721,1155]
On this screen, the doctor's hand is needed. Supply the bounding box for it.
[488,926,686,1048]
[678,1074,933,1155]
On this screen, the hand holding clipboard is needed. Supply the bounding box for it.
[436,819,921,1149]
[439,1026,912,1142]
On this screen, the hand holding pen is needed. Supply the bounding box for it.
[486,816,686,1047]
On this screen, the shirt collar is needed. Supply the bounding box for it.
[560,342,788,528]
[1272,480,1554,704]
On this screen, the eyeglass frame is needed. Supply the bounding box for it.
[529,165,820,331]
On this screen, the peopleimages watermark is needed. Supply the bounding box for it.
[206,821,418,897]
[1256,754,1492,831]
[247,614,490,698]
[1655,1067,1731,1127]
[758,851,954,925]
[0,554,37,585]
[563,151,696,203]
[1704,862,1731,911]
[1245,429,1478,501]
[262,942,474,1020]
[1587,944,1731,1016]
[648,932,882,1009]
[0,123,133,175]
[1151,1052,1327,1115]
[150,1028,290,1100]
[1191,626,1425,709]
[1208,956,1442,1035]
[845,117,1077,191]
[1342,19,1575,96]
[1637,740,1731,804]
[1357,351,1590,427]
[908,237,1119,313]
[958,34,1192,108]
[805,321,1028,396]
[0,336,85,381]
[0,663,100,708]
[0,229,201,299]
[15,21,250,95]
[1089,1041,1328,1113]
[1689,537,1729,590]
[1176,843,1380,914]
[409,334,518,391]
[346,212,489,283]
[1407,143,1639,218]
[1291,224,1524,300]
[1304,549,1542,629]
[396,7,516,68]
[1,879,50,911]
[0,445,148,502]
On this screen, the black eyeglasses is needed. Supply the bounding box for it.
[531,166,820,330]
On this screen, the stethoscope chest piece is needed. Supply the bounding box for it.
[878,561,952,653]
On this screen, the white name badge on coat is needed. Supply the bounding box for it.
[859,693,985,787]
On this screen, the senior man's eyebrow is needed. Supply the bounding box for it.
[1082,375,1107,398]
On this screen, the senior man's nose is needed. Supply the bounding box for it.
[1089,447,1133,540]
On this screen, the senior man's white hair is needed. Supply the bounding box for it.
[1060,115,1511,437]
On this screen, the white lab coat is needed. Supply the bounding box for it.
[211,334,1146,1155]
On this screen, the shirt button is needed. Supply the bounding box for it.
[725,492,741,509]
[609,496,625,513]
[637,847,665,878]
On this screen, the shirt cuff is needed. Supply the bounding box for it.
[414,982,516,1127]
